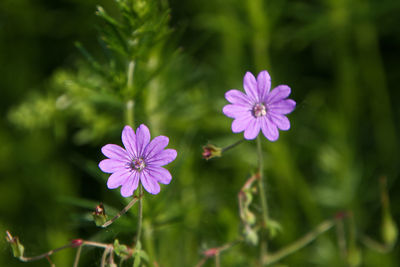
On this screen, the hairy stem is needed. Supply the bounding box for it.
[263,220,335,265]
[135,183,144,247]
[256,135,269,257]
[221,139,244,153]
[102,196,140,228]
[73,246,82,267]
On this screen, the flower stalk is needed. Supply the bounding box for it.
[263,219,335,265]
[135,183,144,247]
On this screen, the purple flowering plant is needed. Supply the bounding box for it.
[99,124,177,196]
[223,70,296,141]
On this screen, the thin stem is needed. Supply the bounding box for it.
[125,60,135,127]
[73,246,82,267]
[360,235,394,253]
[263,220,335,265]
[215,252,220,267]
[100,247,111,267]
[102,196,140,228]
[127,61,135,90]
[19,243,78,262]
[135,183,144,247]
[256,135,269,259]
[126,100,135,128]
[335,218,347,259]
[256,136,269,225]
[221,139,244,153]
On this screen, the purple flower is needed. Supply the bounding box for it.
[99,124,177,196]
[223,70,296,141]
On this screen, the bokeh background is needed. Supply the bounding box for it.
[1,0,399,266]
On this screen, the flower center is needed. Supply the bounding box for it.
[252,103,267,117]
[132,158,146,171]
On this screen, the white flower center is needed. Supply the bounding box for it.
[132,158,146,171]
[252,103,267,117]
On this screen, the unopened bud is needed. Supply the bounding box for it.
[381,213,398,247]
[347,246,362,267]
[202,144,222,160]
[243,227,258,246]
[244,210,256,226]
[203,248,218,258]
[5,231,24,258]
[93,203,108,227]
[378,176,398,246]
[71,239,83,248]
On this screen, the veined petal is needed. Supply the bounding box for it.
[269,99,296,115]
[145,166,172,184]
[147,148,177,166]
[122,125,137,158]
[244,118,261,140]
[99,159,127,173]
[232,115,252,133]
[101,144,130,161]
[141,170,161,195]
[267,85,291,103]
[144,136,169,160]
[223,104,251,118]
[136,124,151,156]
[269,113,290,131]
[107,169,132,189]
[243,72,258,102]
[257,70,271,101]
[120,172,139,197]
[225,89,252,106]
[261,116,279,141]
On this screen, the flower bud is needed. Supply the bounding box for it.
[71,239,83,247]
[243,227,258,246]
[5,231,24,258]
[347,246,362,267]
[380,176,398,246]
[92,203,108,227]
[202,144,222,160]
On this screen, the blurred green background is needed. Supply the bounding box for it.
[1,0,399,266]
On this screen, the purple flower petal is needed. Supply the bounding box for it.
[269,99,296,115]
[225,89,252,106]
[243,72,258,102]
[144,136,169,160]
[122,125,137,158]
[107,170,133,189]
[232,115,252,133]
[99,159,127,173]
[136,124,151,156]
[141,171,160,195]
[101,144,130,161]
[257,70,271,101]
[222,104,250,118]
[269,113,290,131]
[261,117,279,141]
[145,166,172,184]
[147,149,177,166]
[267,85,291,103]
[244,118,261,140]
[120,172,139,197]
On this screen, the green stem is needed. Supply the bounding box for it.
[256,135,269,258]
[125,60,135,127]
[136,183,144,247]
[221,139,244,153]
[263,220,335,265]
